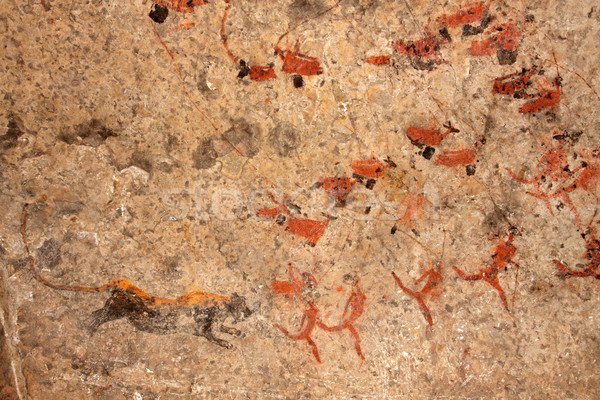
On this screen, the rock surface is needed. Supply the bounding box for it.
[1,0,599,398]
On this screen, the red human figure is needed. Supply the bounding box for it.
[275,42,323,76]
[452,232,519,312]
[274,301,322,363]
[391,181,426,233]
[554,212,600,279]
[317,275,366,360]
[492,66,536,97]
[406,121,459,148]
[506,135,572,215]
[271,263,317,302]
[519,76,562,114]
[436,1,492,29]
[392,261,444,327]
[524,147,599,231]
[318,177,357,207]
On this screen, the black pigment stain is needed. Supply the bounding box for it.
[293,75,304,88]
[497,49,518,65]
[60,119,117,147]
[422,146,436,160]
[149,4,169,23]
[1,114,26,151]
[192,138,218,169]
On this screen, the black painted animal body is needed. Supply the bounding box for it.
[21,205,252,349]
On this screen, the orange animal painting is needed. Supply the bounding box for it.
[318,177,357,206]
[406,121,459,147]
[275,43,323,76]
[366,56,391,66]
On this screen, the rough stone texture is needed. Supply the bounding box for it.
[1,0,600,398]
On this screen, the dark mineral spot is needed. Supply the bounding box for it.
[224,120,261,158]
[497,49,518,65]
[422,146,436,160]
[287,0,326,20]
[149,4,169,23]
[192,138,218,169]
[293,75,304,88]
[391,224,398,235]
[439,27,452,42]
[466,164,476,176]
[130,151,153,173]
[410,58,436,71]
[269,122,299,157]
[60,119,117,147]
[37,239,61,270]
[55,200,85,217]
[1,114,26,151]
[365,179,376,190]
[462,16,492,36]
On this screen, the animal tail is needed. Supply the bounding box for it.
[21,204,113,292]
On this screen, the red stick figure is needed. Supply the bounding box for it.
[453,231,520,312]
[406,121,459,147]
[318,177,357,207]
[274,301,322,363]
[392,260,444,327]
[492,66,537,97]
[391,180,427,233]
[317,275,366,360]
[521,146,599,231]
[506,134,573,216]
[271,263,317,302]
[554,212,600,279]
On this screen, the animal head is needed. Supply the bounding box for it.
[227,293,253,323]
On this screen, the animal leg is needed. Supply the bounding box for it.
[200,325,233,349]
[220,325,242,337]
[86,306,122,335]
